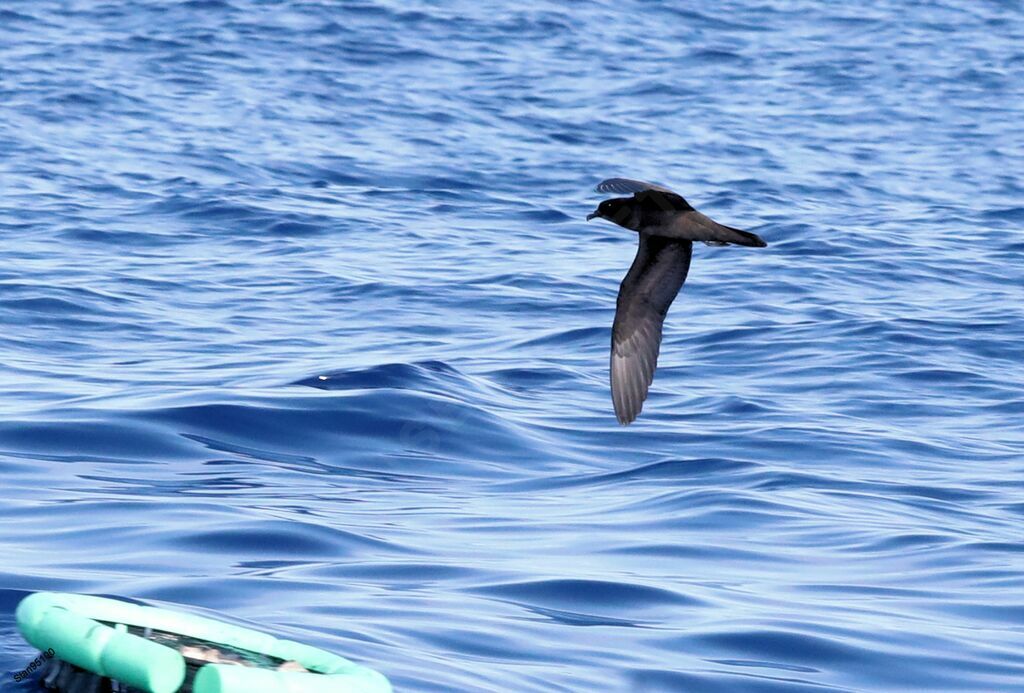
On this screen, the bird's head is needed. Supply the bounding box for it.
[586,198,639,229]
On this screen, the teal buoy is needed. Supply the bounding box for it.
[16,592,391,693]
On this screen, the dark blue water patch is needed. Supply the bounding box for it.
[688,49,748,65]
[484,366,575,392]
[982,206,1024,223]
[516,326,606,348]
[576,457,758,486]
[514,207,574,222]
[181,432,320,467]
[175,519,413,558]
[626,668,849,693]
[0,10,39,25]
[316,562,478,587]
[181,0,236,10]
[470,578,704,616]
[265,219,323,236]
[294,360,463,393]
[0,419,196,461]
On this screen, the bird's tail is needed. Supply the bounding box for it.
[721,226,767,247]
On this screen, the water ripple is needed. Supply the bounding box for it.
[2,0,1024,690]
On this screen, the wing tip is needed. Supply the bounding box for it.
[616,410,638,425]
[613,382,644,424]
[596,177,674,196]
[611,353,649,426]
[595,178,644,195]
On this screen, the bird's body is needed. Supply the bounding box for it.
[588,178,767,424]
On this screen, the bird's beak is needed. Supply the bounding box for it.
[586,211,600,221]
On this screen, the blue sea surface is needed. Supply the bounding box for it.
[2,1,1024,690]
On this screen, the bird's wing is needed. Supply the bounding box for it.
[611,234,693,424]
[596,178,677,195]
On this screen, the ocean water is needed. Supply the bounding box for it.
[1,0,1023,690]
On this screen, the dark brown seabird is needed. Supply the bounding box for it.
[587,178,767,425]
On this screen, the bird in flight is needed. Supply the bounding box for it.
[587,178,767,424]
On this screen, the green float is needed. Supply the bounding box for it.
[16,592,391,693]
